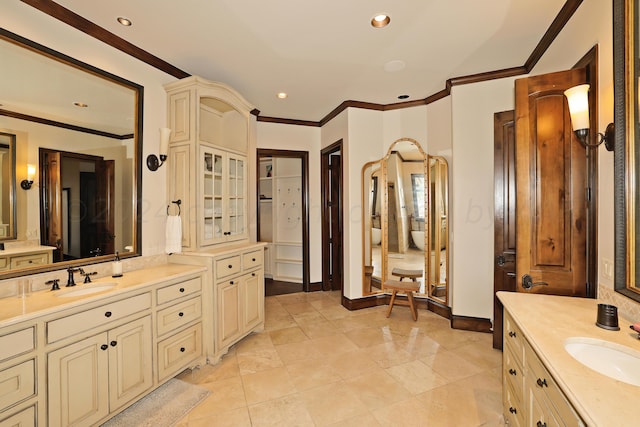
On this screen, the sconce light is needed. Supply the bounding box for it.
[146,127,171,171]
[20,164,35,190]
[563,84,614,151]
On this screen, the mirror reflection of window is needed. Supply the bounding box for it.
[411,173,425,219]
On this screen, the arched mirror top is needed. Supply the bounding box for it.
[384,137,428,163]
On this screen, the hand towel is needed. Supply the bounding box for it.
[165,215,182,254]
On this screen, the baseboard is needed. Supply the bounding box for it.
[341,294,452,320]
[307,281,322,292]
[451,315,493,333]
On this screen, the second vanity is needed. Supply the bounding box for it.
[0,262,224,426]
[498,291,639,426]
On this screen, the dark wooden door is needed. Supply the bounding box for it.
[44,151,63,261]
[493,110,517,350]
[515,68,588,296]
[329,153,342,291]
[96,159,115,255]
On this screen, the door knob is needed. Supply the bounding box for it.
[522,274,548,290]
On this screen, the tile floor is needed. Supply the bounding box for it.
[176,291,505,426]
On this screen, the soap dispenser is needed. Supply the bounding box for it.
[112,251,123,278]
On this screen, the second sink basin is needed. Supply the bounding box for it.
[564,337,640,386]
[55,283,117,298]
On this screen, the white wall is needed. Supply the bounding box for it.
[256,122,322,282]
[2,2,177,258]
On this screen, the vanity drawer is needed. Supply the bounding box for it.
[0,404,35,427]
[504,311,524,362]
[10,253,49,269]
[215,255,241,279]
[0,359,35,412]
[503,344,524,398]
[156,296,202,336]
[0,258,8,272]
[0,328,34,362]
[525,343,583,426]
[242,249,263,271]
[503,377,523,427]
[156,277,201,305]
[157,323,202,381]
[47,293,152,343]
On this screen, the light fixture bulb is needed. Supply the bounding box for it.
[564,84,590,131]
[277,92,288,99]
[117,17,132,26]
[27,164,35,181]
[371,14,391,28]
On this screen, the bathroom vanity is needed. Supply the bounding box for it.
[0,264,208,426]
[498,291,638,426]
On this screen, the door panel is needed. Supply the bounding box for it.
[493,110,517,349]
[44,151,63,261]
[515,68,588,296]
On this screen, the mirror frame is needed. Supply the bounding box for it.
[0,29,143,279]
[0,132,17,242]
[361,159,382,295]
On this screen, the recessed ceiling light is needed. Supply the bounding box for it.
[73,102,88,108]
[371,14,390,28]
[277,92,288,99]
[117,17,132,26]
[398,95,410,100]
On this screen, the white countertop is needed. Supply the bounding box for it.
[172,241,267,258]
[498,291,639,426]
[0,245,56,255]
[0,263,206,327]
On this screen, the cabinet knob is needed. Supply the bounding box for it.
[252,273,256,277]
[252,258,256,262]
[179,312,184,317]
[110,341,117,347]
[180,347,186,352]
[509,407,517,414]
[100,344,108,351]
[536,422,547,427]
[536,378,548,388]
[179,287,185,293]
[508,368,516,376]
[508,331,516,338]
[230,280,234,285]
[228,264,233,268]
[105,311,112,318]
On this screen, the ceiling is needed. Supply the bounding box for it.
[26,0,568,123]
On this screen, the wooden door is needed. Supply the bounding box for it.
[96,159,115,256]
[493,110,517,350]
[515,68,588,296]
[329,153,343,291]
[44,151,63,261]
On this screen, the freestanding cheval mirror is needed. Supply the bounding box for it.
[362,137,449,306]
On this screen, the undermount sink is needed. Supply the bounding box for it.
[564,337,640,387]
[55,283,117,298]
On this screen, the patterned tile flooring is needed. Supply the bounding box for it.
[176,291,505,426]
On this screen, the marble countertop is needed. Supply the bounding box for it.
[498,291,639,426]
[0,245,56,255]
[0,263,206,327]
[173,241,267,258]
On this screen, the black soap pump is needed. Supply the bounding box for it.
[112,251,123,278]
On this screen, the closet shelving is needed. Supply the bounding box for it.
[259,157,303,282]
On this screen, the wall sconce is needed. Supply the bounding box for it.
[146,127,171,171]
[564,84,614,151]
[20,164,35,190]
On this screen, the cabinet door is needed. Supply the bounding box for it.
[217,278,241,349]
[242,270,264,332]
[200,146,225,246]
[225,154,247,242]
[108,317,153,412]
[48,333,109,427]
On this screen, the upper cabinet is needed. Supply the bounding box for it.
[165,76,257,250]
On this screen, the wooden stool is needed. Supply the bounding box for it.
[391,268,423,282]
[384,280,420,321]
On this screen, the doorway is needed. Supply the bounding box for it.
[256,149,310,294]
[321,140,343,292]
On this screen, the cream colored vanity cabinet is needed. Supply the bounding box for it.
[0,247,54,272]
[0,324,37,427]
[46,293,153,427]
[155,276,204,382]
[503,310,584,427]
[165,76,256,251]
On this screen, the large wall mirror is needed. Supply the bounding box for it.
[0,29,142,278]
[362,137,449,306]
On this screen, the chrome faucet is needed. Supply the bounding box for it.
[66,267,80,287]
